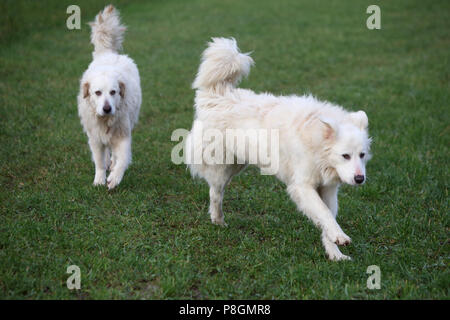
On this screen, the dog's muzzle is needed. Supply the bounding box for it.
[354,175,365,184]
[103,102,112,114]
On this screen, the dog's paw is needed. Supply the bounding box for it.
[327,230,352,246]
[107,172,122,190]
[327,251,352,261]
[93,172,106,186]
[334,233,351,246]
[211,216,228,227]
[93,179,105,186]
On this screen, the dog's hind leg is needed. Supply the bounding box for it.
[201,164,246,226]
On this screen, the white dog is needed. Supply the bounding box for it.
[77,5,141,189]
[187,38,372,261]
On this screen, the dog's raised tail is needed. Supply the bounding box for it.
[89,5,126,55]
[192,38,254,92]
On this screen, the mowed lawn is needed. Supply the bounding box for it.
[0,0,448,299]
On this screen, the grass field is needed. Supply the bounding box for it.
[0,0,448,299]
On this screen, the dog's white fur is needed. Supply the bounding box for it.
[77,5,141,189]
[187,38,372,261]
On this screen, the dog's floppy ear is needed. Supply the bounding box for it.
[349,111,368,130]
[119,81,125,98]
[83,82,90,98]
[319,117,338,140]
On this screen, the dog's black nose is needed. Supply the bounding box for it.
[354,175,365,184]
[103,105,111,113]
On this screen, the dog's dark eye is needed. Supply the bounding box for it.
[342,154,351,160]
[95,91,101,96]
[360,153,365,158]
[110,90,116,96]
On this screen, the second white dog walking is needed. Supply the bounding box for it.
[77,5,142,189]
[187,38,372,261]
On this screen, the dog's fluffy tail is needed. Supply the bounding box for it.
[89,5,126,55]
[192,38,254,92]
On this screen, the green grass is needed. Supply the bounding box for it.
[0,0,448,299]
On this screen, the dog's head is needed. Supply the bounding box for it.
[82,75,125,117]
[321,111,372,185]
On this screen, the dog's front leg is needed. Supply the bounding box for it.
[287,184,351,260]
[89,138,106,186]
[319,184,339,217]
[107,135,131,189]
[318,184,350,260]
